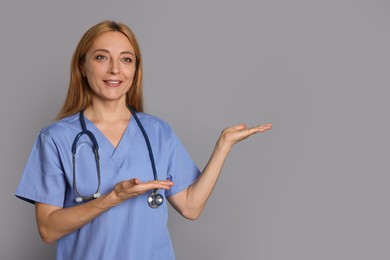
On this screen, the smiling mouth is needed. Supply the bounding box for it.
[104,80,122,87]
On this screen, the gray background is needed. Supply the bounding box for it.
[1,0,389,259]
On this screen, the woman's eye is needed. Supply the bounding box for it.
[96,55,107,61]
[122,57,132,63]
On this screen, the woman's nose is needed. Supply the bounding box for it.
[108,60,120,74]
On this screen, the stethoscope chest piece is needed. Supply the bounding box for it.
[148,190,164,209]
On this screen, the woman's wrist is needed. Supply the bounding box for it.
[97,190,123,208]
[216,135,233,154]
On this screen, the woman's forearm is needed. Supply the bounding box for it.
[185,139,232,218]
[36,191,119,243]
[36,179,174,243]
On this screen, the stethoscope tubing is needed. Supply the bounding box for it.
[72,106,163,208]
[127,105,158,182]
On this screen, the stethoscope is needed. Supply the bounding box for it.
[71,105,164,209]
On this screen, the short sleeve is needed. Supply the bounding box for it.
[165,131,200,197]
[15,132,66,207]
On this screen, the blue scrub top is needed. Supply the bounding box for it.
[15,112,200,260]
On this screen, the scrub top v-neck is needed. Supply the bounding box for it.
[15,112,200,260]
[83,115,136,164]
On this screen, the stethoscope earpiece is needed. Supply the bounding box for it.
[148,190,164,209]
[75,192,100,203]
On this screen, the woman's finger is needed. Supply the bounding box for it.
[249,123,273,133]
[141,180,173,190]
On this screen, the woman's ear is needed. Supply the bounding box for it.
[80,66,86,77]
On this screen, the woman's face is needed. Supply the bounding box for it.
[82,31,136,103]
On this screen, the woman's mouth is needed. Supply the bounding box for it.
[104,80,122,87]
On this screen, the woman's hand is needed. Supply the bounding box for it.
[112,178,173,203]
[218,123,273,149]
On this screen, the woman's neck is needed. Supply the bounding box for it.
[83,100,131,123]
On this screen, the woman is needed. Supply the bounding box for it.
[15,20,272,259]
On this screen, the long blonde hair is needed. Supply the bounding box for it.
[57,21,143,120]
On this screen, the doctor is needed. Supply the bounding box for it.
[15,20,272,260]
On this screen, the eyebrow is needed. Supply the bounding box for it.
[92,49,134,56]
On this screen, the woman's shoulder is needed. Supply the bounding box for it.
[136,112,174,134]
[39,113,80,138]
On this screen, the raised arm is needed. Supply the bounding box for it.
[35,178,173,243]
[168,123,272,220]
